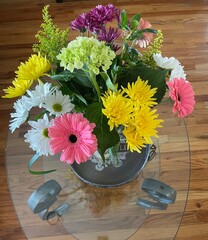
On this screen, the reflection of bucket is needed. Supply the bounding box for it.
[70,144,150,188]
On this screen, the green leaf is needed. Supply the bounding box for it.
[128,31,143,41]
[73,69,93,88]
[51,69,93,88]
[138,28,158,34]
[128,28,157,41]
[60,83,88,106]
[100,72,117,92]
[127,47,139,62]
[85,102,120,159]
[130,14,141,30]
[120,10,129,30]
[28,153,56,175]
[117,62,169,104]
[132,13,141,22]
[50,70,74,81]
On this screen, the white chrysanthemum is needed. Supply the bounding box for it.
[169,64,187,81]
[43,90,74,116]
[26,82,57,108]
[24,114,54,156]
[9,96,31,133]
[153,53,180,69]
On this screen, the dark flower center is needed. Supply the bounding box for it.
[69,134,77,143]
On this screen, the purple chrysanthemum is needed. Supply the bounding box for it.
[70,12,103,33]
[98,27,121,51]
[70,13,91,32]
[90,4,119,25]
[98,27,120,43]
[70,4,119,34]
[111,44,120,52]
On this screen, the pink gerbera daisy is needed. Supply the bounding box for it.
[136,18,154,48]
[167,77,195,118]
[48,113,97,164]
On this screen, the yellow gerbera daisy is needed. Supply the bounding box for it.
[2,78,33,98]
[15,54,51,81]
[123,125,146,153]
[101,90,133,131]
[123,77,158,107]
[133,106,163,144]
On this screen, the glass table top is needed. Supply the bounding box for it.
[6,100,190,240]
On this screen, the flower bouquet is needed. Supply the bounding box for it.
[2,4,195,175]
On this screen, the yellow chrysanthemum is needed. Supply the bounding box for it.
[123,78,158,107]
[2,78,33,98]
[101,91,133,131]
[123,125,146,153]
[132,106,163,144]
[15,54,51,81]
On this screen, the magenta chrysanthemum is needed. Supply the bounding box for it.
[98,27,120,43]
[70,4,119,33]
[90,4,119,25]
[70,13,91,32]
[167,77,195,118]
[98,27,120,51]
[48,113,97,164]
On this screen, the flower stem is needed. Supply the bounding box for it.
[89,70,101,101]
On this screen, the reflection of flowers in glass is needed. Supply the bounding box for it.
[84,177,141,217]
[43,90,74,117]
[167,77,195,117]
[66,166,141,217]
[57,36,116,75]
[24,114,54,156]
[48,113,97,164]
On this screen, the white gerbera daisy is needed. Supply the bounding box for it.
[9,96,31,133]
[26,82,57,108]
[43,90,74,116]
[169,64,187,81]
[24,114,54,156]
[153,53,180,69]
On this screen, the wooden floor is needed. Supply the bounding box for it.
[0,0,208,239]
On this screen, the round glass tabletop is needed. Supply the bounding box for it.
[6,100,190,240]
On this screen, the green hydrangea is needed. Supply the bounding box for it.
[141,30,163,68]
[57,36,116,75]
